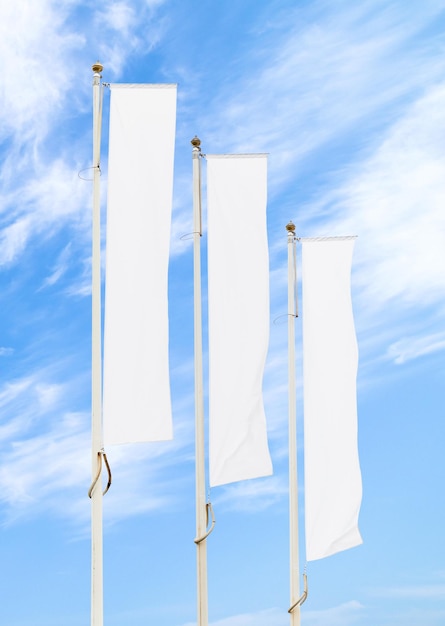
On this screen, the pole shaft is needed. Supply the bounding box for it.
[91,64,104,626]
[287,227,301,626]
[192,140,208,626]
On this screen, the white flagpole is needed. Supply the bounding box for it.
[91,62,104,626]
[286,222,301,626]
[191,137,209,626]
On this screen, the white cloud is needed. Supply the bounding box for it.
[101,1,137,34]
[320,83,445,317]
[213,475,287,512]
[196,0,444,171]
[0,377,37,440]
[0,0,84,145]
[0,366,193,526]
[93,0,168,77]
[39,243,73,289]
[387,332,445,364]
[0,0,167,149]
[0,369,87,523]
[180,601,364,626]
[35,382,64,410]
[0,159,90,267]
[303,600,364,625]
[169,1,445,384]
[101,433,193,519]
[0,217,33,267]
[0,0,173,273]
[374,583,445,599]
[182,608,287,626]
[0,403,187,526]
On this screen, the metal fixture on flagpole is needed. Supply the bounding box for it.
[286,221,302,626]
[191,136,209,626]
[91,61,104,626]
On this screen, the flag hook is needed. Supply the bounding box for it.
[180,231,201,241]
[288,571,308,612]
[194,501,216,544]
[88,450,112,498]
[78,165,101,181]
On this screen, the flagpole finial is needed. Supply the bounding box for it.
[191,136,201,151]
[92,61,104,74]
[286,221,296,232]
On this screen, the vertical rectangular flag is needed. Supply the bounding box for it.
[302,237,362,561]
[103,84,176,445]
[207,154,273,487]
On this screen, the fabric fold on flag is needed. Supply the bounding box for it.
[207,154,273,487]
[103,84,176,445]
[302,238,362,561]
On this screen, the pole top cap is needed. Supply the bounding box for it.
[286,221,296,232]
[191,136,201,149]
[92,62,104,74]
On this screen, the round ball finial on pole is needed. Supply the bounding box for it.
[92,61,104,74]
[286,221,296,233]
[191,136,201,151]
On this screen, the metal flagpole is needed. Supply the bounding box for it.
[286,221,301,626]
[91,62,104,626]
[191,136,209,626]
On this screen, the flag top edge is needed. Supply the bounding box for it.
[109,83,177,89]
[206,153,268,159]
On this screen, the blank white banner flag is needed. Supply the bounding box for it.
[103,84,176,445]
[302,238,362,561]
[207,154,273,487]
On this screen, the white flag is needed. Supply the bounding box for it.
[302,238,362,561]
[207,154,273,487]
[103,84,176,445]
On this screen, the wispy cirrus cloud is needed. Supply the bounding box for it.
[212,475,287,512]
[182,608,288,626]
[0,0,169,149]
[0,404,189,529]
[0,159,90,268]
[92,0,169,77]
[0,0,171,273]
[373,583,445,599]
[0,413,186,529]
[0,0,84,146]
[323,83,445,313]
[0,376,43,440]
[39,243,73,289]
[195,0,444,168]
[180,601,365,626]
[170,0,445,377]
[365,579,445,624]
[303,600,365,625]
[386,332,445,364]
[0,367,194,527]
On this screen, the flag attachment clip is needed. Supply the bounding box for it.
[194,501,216,544]
[88,450,112,498]
[288,571,308,613]
[78,165,101,181]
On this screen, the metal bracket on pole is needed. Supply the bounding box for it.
[194,502,216,544]
[88,450,112,498]
[288,572,308,613]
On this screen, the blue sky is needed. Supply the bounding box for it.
[1,1,444,625]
